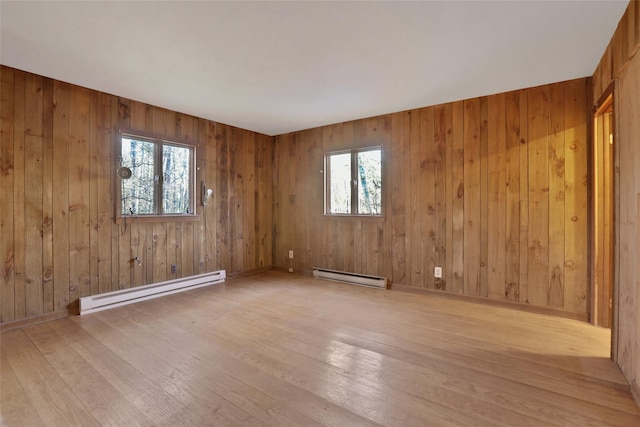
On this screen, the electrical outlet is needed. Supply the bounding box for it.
[288,250,294,259]
[171,264,177,274]
[434,266,442,278]
[288,268,293,273]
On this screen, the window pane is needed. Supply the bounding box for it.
[329,153,351,214]
[163,144,191,214]
[357,150,382,215]
[121,138,155,215]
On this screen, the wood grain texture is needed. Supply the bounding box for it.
[451,101,465,295]
[68,85,91,302]
[615,30,640,408]
[13,70,26,321]
[591,0,640,405]
[527,85,550,307]
[421,107,435,289]
[42,79,54,314]
[487,93,506,301]
[439,103,453,292]
[2,271,639,426]
[0,65,273,325]
[563,79,589,315]
[88,92,99,298]
[463,98,481,297]
[390,112,408,285]
[518,90,530,306]
[1,66,16,322]
[504,91,521,302]
[273,79,590,316]
[409,110,422,286]
[548,83,565,309]
[592,0,640,103]
[479,97,489,298]
[0,68,600,333]
[1,328,101,426]
[52,81,71,311]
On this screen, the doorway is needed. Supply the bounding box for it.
[592,90,615,330]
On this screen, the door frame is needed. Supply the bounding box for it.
[591,81,618,357]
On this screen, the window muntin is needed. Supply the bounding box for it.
[119,134,195,217]
[325,147,382,216]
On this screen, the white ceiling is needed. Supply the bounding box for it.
[0,1,628,136]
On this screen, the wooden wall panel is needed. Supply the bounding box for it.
[479,97,489,298]
[257,133,273,268]
[1,66,16,322]
[527,85,550,307]
[68,86,91,302]
[24,72,44,317]
[437,103,451,291]
[273,78,591,317]
[52,81,71,310]
[195,119,207,274]
[88,92,99,297]
[487,93,506,301]
[42,79,54,314]
[420,107,435,289]
[390,112,408,284]
[13,70,26,320]
[548,83,566,308]
[0,65,273,325]
[409,110,422,286]
[617,50,640,402]
[203,122,217,273]
[592,0,640,103]
[504,91,521,301]
[95,93,113,295]
[463,99,481,297]
[450,101,465,294]
[592,0,640,403]
[518,90,530,305]
[563,78,589,314]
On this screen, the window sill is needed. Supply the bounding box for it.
[115,214,200,224]
[323,214,384,221]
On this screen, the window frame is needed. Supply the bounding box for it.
[115,130,198,223]
[324,146,383,217]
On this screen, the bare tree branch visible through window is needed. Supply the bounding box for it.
[120,136,193,216]
[325,147,382,216]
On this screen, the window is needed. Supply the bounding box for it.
[118,133,195,218]
[325,147,382,215]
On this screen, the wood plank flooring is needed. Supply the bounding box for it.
[1,270,639,426]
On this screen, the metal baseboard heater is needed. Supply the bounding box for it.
[312,268,387,289]
[79,270,226,315]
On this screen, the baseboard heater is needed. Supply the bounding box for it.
[79,270,226,315]
[312,268,387,289]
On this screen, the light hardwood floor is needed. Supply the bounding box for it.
[1,271,639,426]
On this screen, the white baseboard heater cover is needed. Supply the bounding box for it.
[80,270,226,315]
[313,268,387,289]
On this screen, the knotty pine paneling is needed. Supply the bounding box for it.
[592,0,640,404]
[273,78,590,317]
[0,65,273,324]
[616,52,640,404]
[592,0,640,103]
